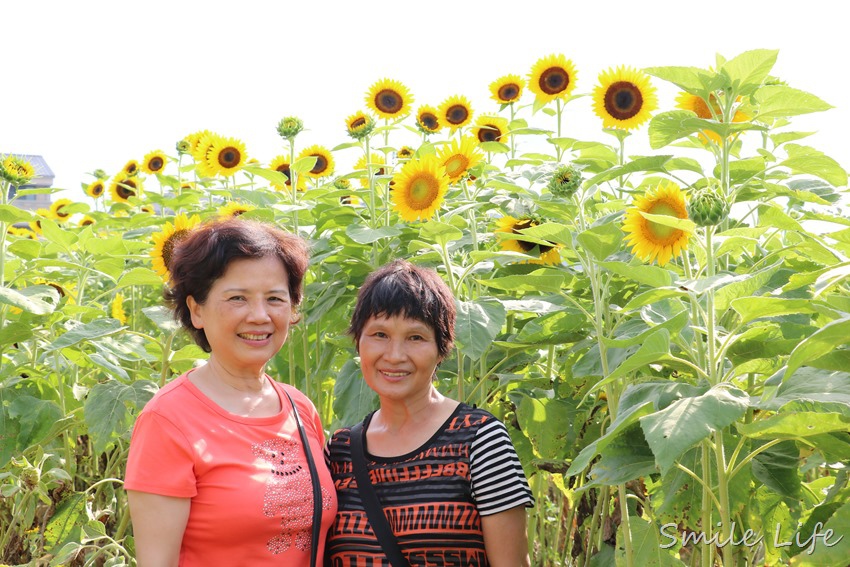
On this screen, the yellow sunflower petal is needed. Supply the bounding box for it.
[150,213,201,281]
[592,66,658,130]
[218,201,255,219]
[622,181,690,266]
[391,155,450,222]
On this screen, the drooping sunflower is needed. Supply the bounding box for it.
[354,153,387,187]
[675,92,750,144]
[390,154,450,222]
[218,201,255,219]
[345,110,376,140]
[141,150,168,175]
[49,198,74,222]
[528,54,577,104]
[110,176,143,203]
[438,95,474,133]
[150,213,201,281]
[489,74,525,104]
[0,155,36,186]
[416,105,442,134]
[200,136,247,177]
[85,180,105,199]
[111,292,127,325]
[495,216,561,265]
[470,115,510,144]
[592,66,658,130]
[623,181,690,266]
[436,136,484,184]
[365,78,413,120]
[297,145,335,179]
[185,130,215,159]
[268,155,305,191]
[78,216,95,227]
[122,160,140,176]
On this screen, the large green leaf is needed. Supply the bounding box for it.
[755,85,833,119]
[419,220,463,247]
[599,261,673,288]
[751,440,801,498]
[644,65,713,94]
[616,516,687,566]
[590,329,671,393]
[454,298,506,360]
[46,318,124,352]
[331,360,377,431]
[759,368,850,411]
[43,492,87,555]
[116,267,164,289]
[577,223,624,261]
[0,285,60,315]
[731,297,824,325]
[640,385,749,474]
[589,424,656,486]
[512,393,581,461]
[782,317,850,383]
[790,500,850,566]
[601,311,688,349]
[781,144,848,187]
[84,380,157,454]
[346,225,402,244]
[714,261,783,312]
[721,49,777,95]
[8,395,63,451]
[477,271,566,294]
[738,412,850,439]
[515,309,586,345]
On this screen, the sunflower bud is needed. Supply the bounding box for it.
[345,112,375,140]
[687,185,730,227]
[333,177,352,191]
[0,155,36,186]
[176,140,191,154]
[547,165,581,198]
[277,116,304,140]
[92,169,109,180]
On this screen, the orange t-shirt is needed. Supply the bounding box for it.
[125,371,337,566]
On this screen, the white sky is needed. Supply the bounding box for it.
[3,0,848,200]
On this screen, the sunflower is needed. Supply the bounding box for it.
[85,180,105,199]
[416,105,442,134]
[365,78,413,120]
[438,95,474,132]
[110,176,142,203]
[489,74,525,104]
[219,201,255,219]
[397,146,415,160]
[140,205,155,214]
[391,155,450,222]
[495,216,561,265]
[200,136,247,177]
[470,115,509,144]
[141,150,168,175]
[345,111,376,140]
[34,278,77,304]
[528,54,577,104]
[623,181,690,266]
[49,198,74,222]
[297,145,334,179]
[122,160,140,176]
[675,92,750,144]
[436,136,484,184]
[0,155,36,186]
[185,130,216,160]
[339,195,362,206]
[150,213,201,281]
[78,216,95,227]
[592,66,658,130]
[354,153,387,187]
[111,292,127,325]
[29,209,50,235]
[268,155,305,191]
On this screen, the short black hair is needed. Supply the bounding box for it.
[165,219,309,352]
[348,260,455,359]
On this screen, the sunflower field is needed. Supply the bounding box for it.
[2,48,850,566]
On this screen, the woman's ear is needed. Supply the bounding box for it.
[290,309,302,325]
[187,296,203,329]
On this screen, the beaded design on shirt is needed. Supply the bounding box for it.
[252,438,332,555]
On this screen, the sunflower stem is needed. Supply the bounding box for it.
[555,99,564,163]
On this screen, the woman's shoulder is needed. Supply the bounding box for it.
[140,373,192,413]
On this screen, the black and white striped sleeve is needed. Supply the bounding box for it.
[469,417,535,515]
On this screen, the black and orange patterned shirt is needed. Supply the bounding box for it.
[325,403,534,566]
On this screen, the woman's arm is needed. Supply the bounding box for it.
[482,505,531,567]
[127,490,191,567]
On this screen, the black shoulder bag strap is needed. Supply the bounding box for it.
[283,389,322,567]
[350,422,410,567]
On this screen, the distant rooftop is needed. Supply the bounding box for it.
[1,153,55,188]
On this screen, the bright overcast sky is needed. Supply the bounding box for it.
[3,0,847,200]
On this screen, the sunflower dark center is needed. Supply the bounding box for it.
[125,163,138,175]
[149,157,164,172]
[605,81,643,120]
[477,126,502,143]
[162,230,188,270]
[539,67,569,95]
[81,218,94,226]
[311,155,328,174]
[511,219,552,253]
[118,180,136,199]
[275,164,292,184]
[56,206,70,218]
[92,184,104,196]
[351,116,367,129]
[498,83,520,102]
[446,105,469,125]
[218,147,241,168]
[420,113,438,130]
[375,89,403,114]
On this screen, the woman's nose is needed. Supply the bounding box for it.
[247,301,271,321]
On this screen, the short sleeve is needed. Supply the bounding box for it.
[469,418,535,515]
[124,410,197,497]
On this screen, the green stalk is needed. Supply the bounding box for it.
[700,441,714,567]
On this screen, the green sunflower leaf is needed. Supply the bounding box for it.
[780,144,848,187]
[755,85,833,119]
[454,298,506,360]
[720,48,778,95]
